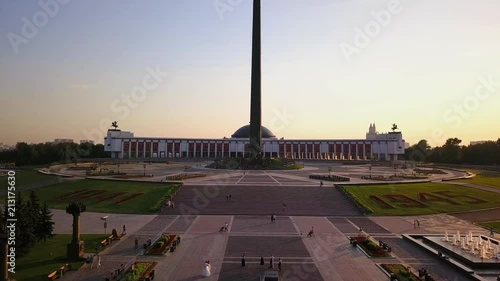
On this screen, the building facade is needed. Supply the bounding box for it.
[104,124,405,161]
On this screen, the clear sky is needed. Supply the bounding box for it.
[1,0,499,146]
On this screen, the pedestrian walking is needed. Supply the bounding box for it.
[282,201,287,211]
[416,219,420,228]
[278,258,282,272]
[171,201,175,208]
[260,256,264,267]
[490,228,495,237]
[229,194,232,200]
[226,195,229,201]
[269,255,274,268]
[135,237,138,249]
[307,227,314,237]
[241,254,246,267]
[123,224,126,234]
[97,255,101,268]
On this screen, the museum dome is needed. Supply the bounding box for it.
[231,125,276,139]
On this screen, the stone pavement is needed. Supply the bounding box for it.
[54,168,500,281]
[53,209,157,235]
[60,211,499,281]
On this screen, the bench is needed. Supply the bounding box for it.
[48,271,60,280]
[100,239,109,248]
[61,263,71,274]
[379,241,391,252]
[100,235,115,248]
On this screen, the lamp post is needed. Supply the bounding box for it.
[101,216,108,235]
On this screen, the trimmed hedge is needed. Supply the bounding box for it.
[309,174,350,182]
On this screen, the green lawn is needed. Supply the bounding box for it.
[19,179,180,214]
[455,169,500,189]
[3,168,57,188]
[11,234,105,281]
[342,183,500,216]
[478,221,500,233]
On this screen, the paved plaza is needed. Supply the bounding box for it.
[52,166,499,281]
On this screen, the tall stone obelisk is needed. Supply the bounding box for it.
[249,0,262,159]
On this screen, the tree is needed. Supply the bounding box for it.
[405,139,431,162]
[36,202,55,243]
[16,194,37,257]
[442,138,462,163]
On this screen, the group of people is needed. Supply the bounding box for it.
[165,200,175,208]
[87,254,101,268]
[263,255,282,271]
[225,194,232,200]
[219,222,229,232]
[270,214,277,223]
[417,267,435,281]
[413,219,420,228]
[201,260,211,277]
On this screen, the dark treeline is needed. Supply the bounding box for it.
[0,191,55,257]
[405,138,500,165]
[0,142,108,166]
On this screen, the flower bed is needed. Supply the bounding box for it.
[165,173,206,180]
[120,261,157,281]
[350,236,391,258]
[115,193,143,204]
[86,169,122,176]
[309,174,350,182]
[146,234,180,255]
[113,174,151,179]
[380,264,420,281]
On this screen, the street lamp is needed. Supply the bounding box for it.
[101,216,108,235]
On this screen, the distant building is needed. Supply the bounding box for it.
[105,124,406,161]
[0,143,15,152]
[53,139,74,144]
[470,141,488,145]
[80,140,95,145]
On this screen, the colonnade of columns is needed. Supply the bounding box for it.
[117,140,383,160]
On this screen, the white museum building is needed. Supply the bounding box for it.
[104,123,405,161]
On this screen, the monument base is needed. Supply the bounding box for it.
[207,157,302,170]
[67,241,84,259]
